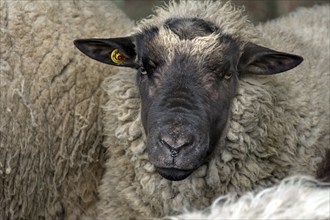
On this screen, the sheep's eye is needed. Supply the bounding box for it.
[109,49,126,64]
[224,71,232,80]
[139,66,147,75]
[141,59,157,76]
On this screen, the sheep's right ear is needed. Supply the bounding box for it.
[238,42,303,75]
[73,37,138,68]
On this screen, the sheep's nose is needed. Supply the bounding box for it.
[159,134,194,157]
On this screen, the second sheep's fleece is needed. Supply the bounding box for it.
[0,0,133,219]
[75,1,330,219]
[168,175,330,220]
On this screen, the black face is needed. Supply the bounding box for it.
[136,18,240,180]
[74,17,303,181]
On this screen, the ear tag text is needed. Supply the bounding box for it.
[110,49,126,64]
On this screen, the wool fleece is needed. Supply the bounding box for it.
[0,0,133,219]
[169,175,330,220]
[97,1,330,219]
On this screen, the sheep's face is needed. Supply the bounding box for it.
[135,19,241,181]
[74,18,303,181]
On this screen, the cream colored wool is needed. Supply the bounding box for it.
[98,1,330,219]
[0,0,133,219]
[168,175,330,220]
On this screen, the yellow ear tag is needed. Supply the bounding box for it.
[110,49,126,64]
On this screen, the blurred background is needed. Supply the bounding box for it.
[112,0,329,23]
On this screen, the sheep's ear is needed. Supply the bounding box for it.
[238,42,303,75]
[74,37,138,68]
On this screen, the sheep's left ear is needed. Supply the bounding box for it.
[238,42,303,75]
[74,37,138,68]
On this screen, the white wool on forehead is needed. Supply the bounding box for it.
[137,0,255,44]
[151,26,221,62]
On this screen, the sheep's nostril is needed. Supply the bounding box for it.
[159,133,195,157]
[170,149,178,158]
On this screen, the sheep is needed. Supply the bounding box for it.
[75,1,329,219]
[0,0,134,219]
[167,175,330,220]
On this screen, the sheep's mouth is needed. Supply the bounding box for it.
[155,167,194,181]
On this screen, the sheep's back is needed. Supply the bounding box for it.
[0,1,133,219]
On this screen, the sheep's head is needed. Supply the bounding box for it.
[74,18,302,181]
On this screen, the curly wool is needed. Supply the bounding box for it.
[0,0,133,219]
[168,175,330,220]
[137,0,255,45]
[98,2,330,219]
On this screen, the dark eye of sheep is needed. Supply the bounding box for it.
[224,71,233,80]
[208,60,234,80]
[139,66,147,75]
[141,58,157,76]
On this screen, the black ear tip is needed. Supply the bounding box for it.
[73,39,88,51]
[293,55,304,67]
[73,39,82,48]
